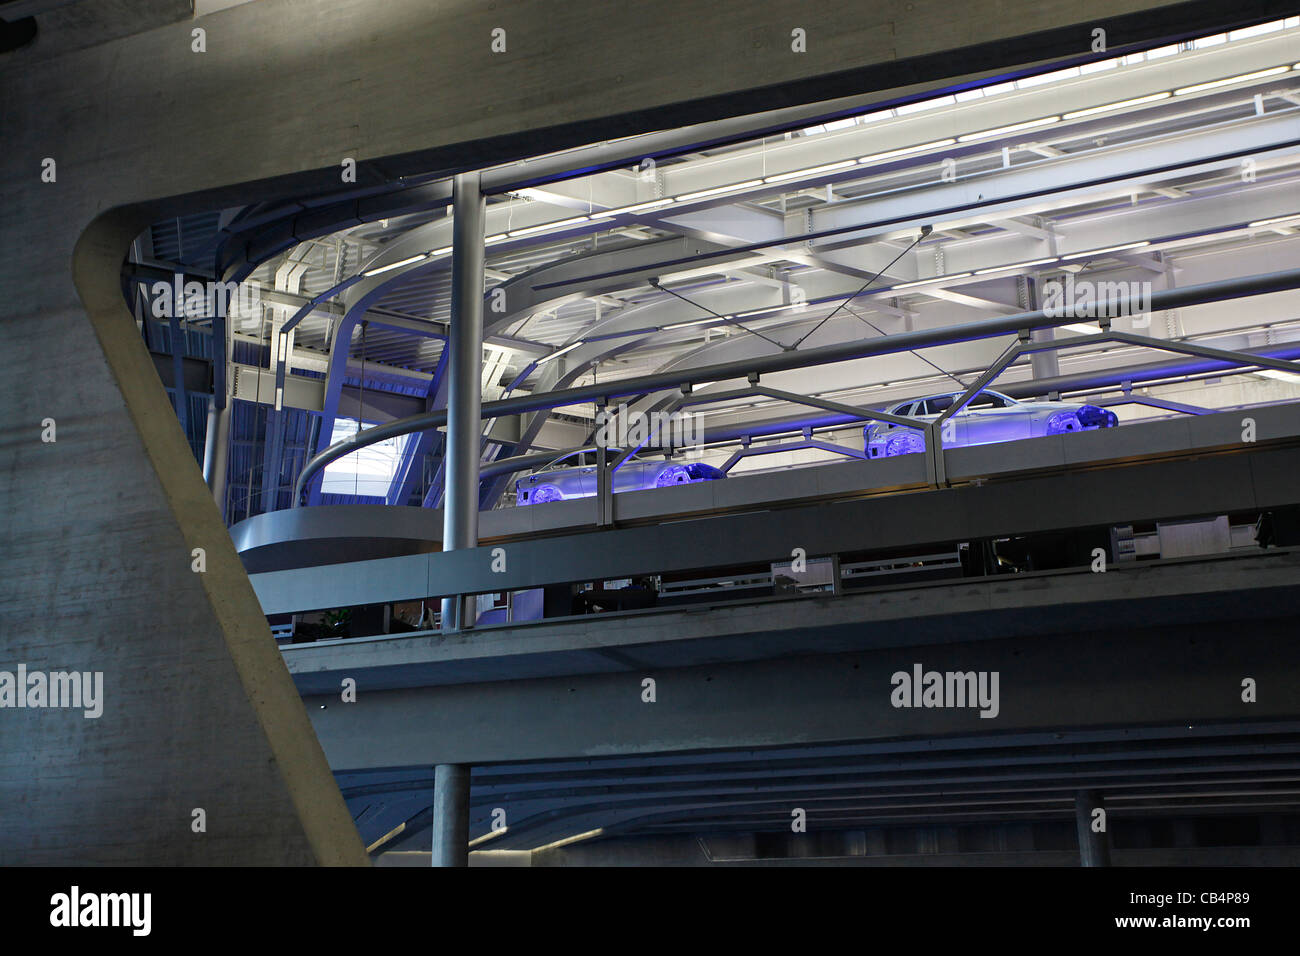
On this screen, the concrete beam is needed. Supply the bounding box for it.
[301,617,1300,767]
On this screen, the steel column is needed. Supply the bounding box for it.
[431,763,471,867]
[441,172,486,632]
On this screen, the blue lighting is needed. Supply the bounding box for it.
[530,484,564,503]
[516,455,726,506]
[865,389,1119,458]
[885,432,925,456]
[1045,410,1080,435]
[654,465,690,487]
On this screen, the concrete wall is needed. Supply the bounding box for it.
[0,0,1274,863]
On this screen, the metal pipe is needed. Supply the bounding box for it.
[441,172,486,632]
[294,268,1300,503]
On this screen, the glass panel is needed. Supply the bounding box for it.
[320,418,415,497]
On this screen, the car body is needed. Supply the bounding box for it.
[864,389,1118,458]
[515,450,726,505]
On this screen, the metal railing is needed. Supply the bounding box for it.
[291,268,1300,505]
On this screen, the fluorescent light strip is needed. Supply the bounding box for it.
[362,253,429,277]
[674,179,765,202]
[858,139,956,165]
[973,257,1059,275]
[600,198,676,216]
[956,116,1060,142]
[507,215,590,238]
[467,827,507,848]
[535,341,583,364]
[891,272,973,290]
[1062,92,1171,119]
[662,316,721,330]
[1060,241,1150,260]
[479,32,1297,214]
[763,160,857,183]
[377,48,1291,282]
[1248,214,1300,228]
[365,822,406,854]
[1173,66,1289,96]
[531,828,605,853]
[1062,323,1104,335]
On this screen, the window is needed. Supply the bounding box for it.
[320,418,415,497]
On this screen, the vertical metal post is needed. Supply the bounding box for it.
[431,763,471,867]
[1075,789,1112,867]
[441,172,486,633]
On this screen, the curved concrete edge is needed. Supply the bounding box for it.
[72,206,369,867]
